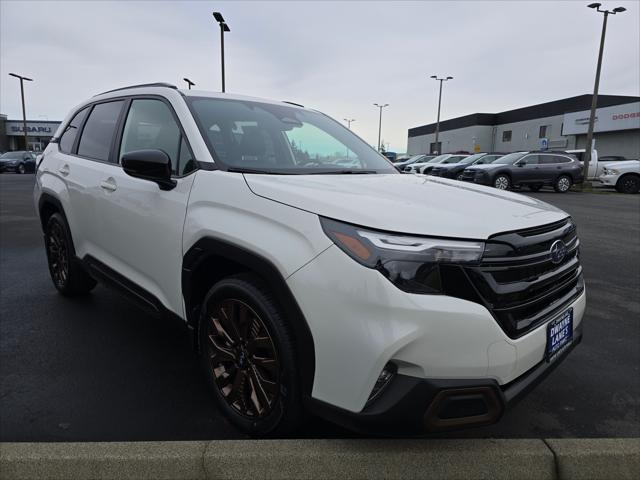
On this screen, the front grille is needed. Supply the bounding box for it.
[447,218,584,338]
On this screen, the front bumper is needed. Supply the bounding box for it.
[0,163,18,172]
[596,174,618,187]
[288,244,586,416]
[308,324,582,434]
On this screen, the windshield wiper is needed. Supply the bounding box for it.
[227,167,293,175]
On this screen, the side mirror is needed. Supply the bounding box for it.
[121,149,176,191]
[515,162,524,167]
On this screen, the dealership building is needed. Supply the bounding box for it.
[0,114,61,152]
[407,95,640,159]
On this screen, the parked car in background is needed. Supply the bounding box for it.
[403,154,449,173]
[429,153,505,180]
[565,149,630,181]
[418,154,469,174]
[461,151,583,192]
[383,152,397,162]
[394,154,434,171]
[0,151,37,174]
[599,155,629,162]
[597,160,640,194]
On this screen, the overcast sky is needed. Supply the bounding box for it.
[1,0,638,152]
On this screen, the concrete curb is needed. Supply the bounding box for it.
[0,438,638,480]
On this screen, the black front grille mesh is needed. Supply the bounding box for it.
[443,218,584,339]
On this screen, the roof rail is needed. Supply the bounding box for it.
[94,82,178,97]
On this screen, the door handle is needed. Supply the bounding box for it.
[100,178,117,192]
[58,164,70,176]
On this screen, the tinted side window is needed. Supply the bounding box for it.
[59,107,89,153]
[178,137,196,175]
[479,155,500,164]
[552,155,571,163]
[521,155,539,165]
[77,101,124,162]
[120,99,183,174]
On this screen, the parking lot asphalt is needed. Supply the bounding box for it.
[1,174,639,442]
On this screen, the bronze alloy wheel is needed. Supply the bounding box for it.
[47,221,69,287]
[205,298,280,418]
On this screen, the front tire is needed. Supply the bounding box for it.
[198,274,302,436]
[615,174,640,194]
[44,213,96,295]
[554,175,572,193]
[493,174,510,190]
[17,163,25,174]
[456,173,464,181]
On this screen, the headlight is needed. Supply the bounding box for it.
[320,217,485,294]
[605,169,619,175]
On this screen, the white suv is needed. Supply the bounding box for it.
[34,83,586,435]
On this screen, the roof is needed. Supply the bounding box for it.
[408,94,640,138]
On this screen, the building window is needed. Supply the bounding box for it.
[502,130,512,142]
[539,125,548,138]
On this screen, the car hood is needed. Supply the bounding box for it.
[607,160,640,171]
[0,158,18,164]
[244,174,568,239]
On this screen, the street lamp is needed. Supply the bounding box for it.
[213,11,231,92]
[8,73,33,152]
[373,103,389,152]
[582,3,626,186]
[343,118,356,129]
[183,78,195,90]
[430,75,453,154]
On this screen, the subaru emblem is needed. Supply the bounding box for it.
[550,240,567,264]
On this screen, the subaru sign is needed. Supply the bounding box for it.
[6,121,60,137]
[540,138,549,150]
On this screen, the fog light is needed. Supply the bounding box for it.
[366,363,397,406]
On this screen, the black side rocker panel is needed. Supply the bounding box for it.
[182,237,317,398]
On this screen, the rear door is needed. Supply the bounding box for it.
[92,97,197,316]
[56,100,126,258]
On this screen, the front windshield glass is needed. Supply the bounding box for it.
[188,97,397,174]
[427,154,449,163]
[492,152,527,164]
[458,153,484,164]
[0,152,24,159]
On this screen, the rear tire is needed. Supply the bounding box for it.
[198,274,302,436]
[493,175,510,190]
[615,174,640,194]
[44,213,96,295]
[554,175,572,193]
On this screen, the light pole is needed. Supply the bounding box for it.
[183,78,195,90]
[343,118,356,129]
[8,73,33,151]
[582,3,626,186]
[213,11,230,92]
[373,103,389,152]
[430,75,453,154]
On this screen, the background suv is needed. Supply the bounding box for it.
[461,151,583,192]
[429,152,505,180]
[34,83,585,436]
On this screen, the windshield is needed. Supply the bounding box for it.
[188,97,397,174]
[492,152,527,164]
[427,154,449,164]
[0,152,25,159]
[458,153,485,164]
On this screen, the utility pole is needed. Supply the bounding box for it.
[8,73,33,151]
[343,118,356,129]
[373,103,389,152]
[430,75,453,154]
[213,12,230,92]
[582,3,626,187]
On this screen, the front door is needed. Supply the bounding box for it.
[93,97,197,317]
[512,154,541,184]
